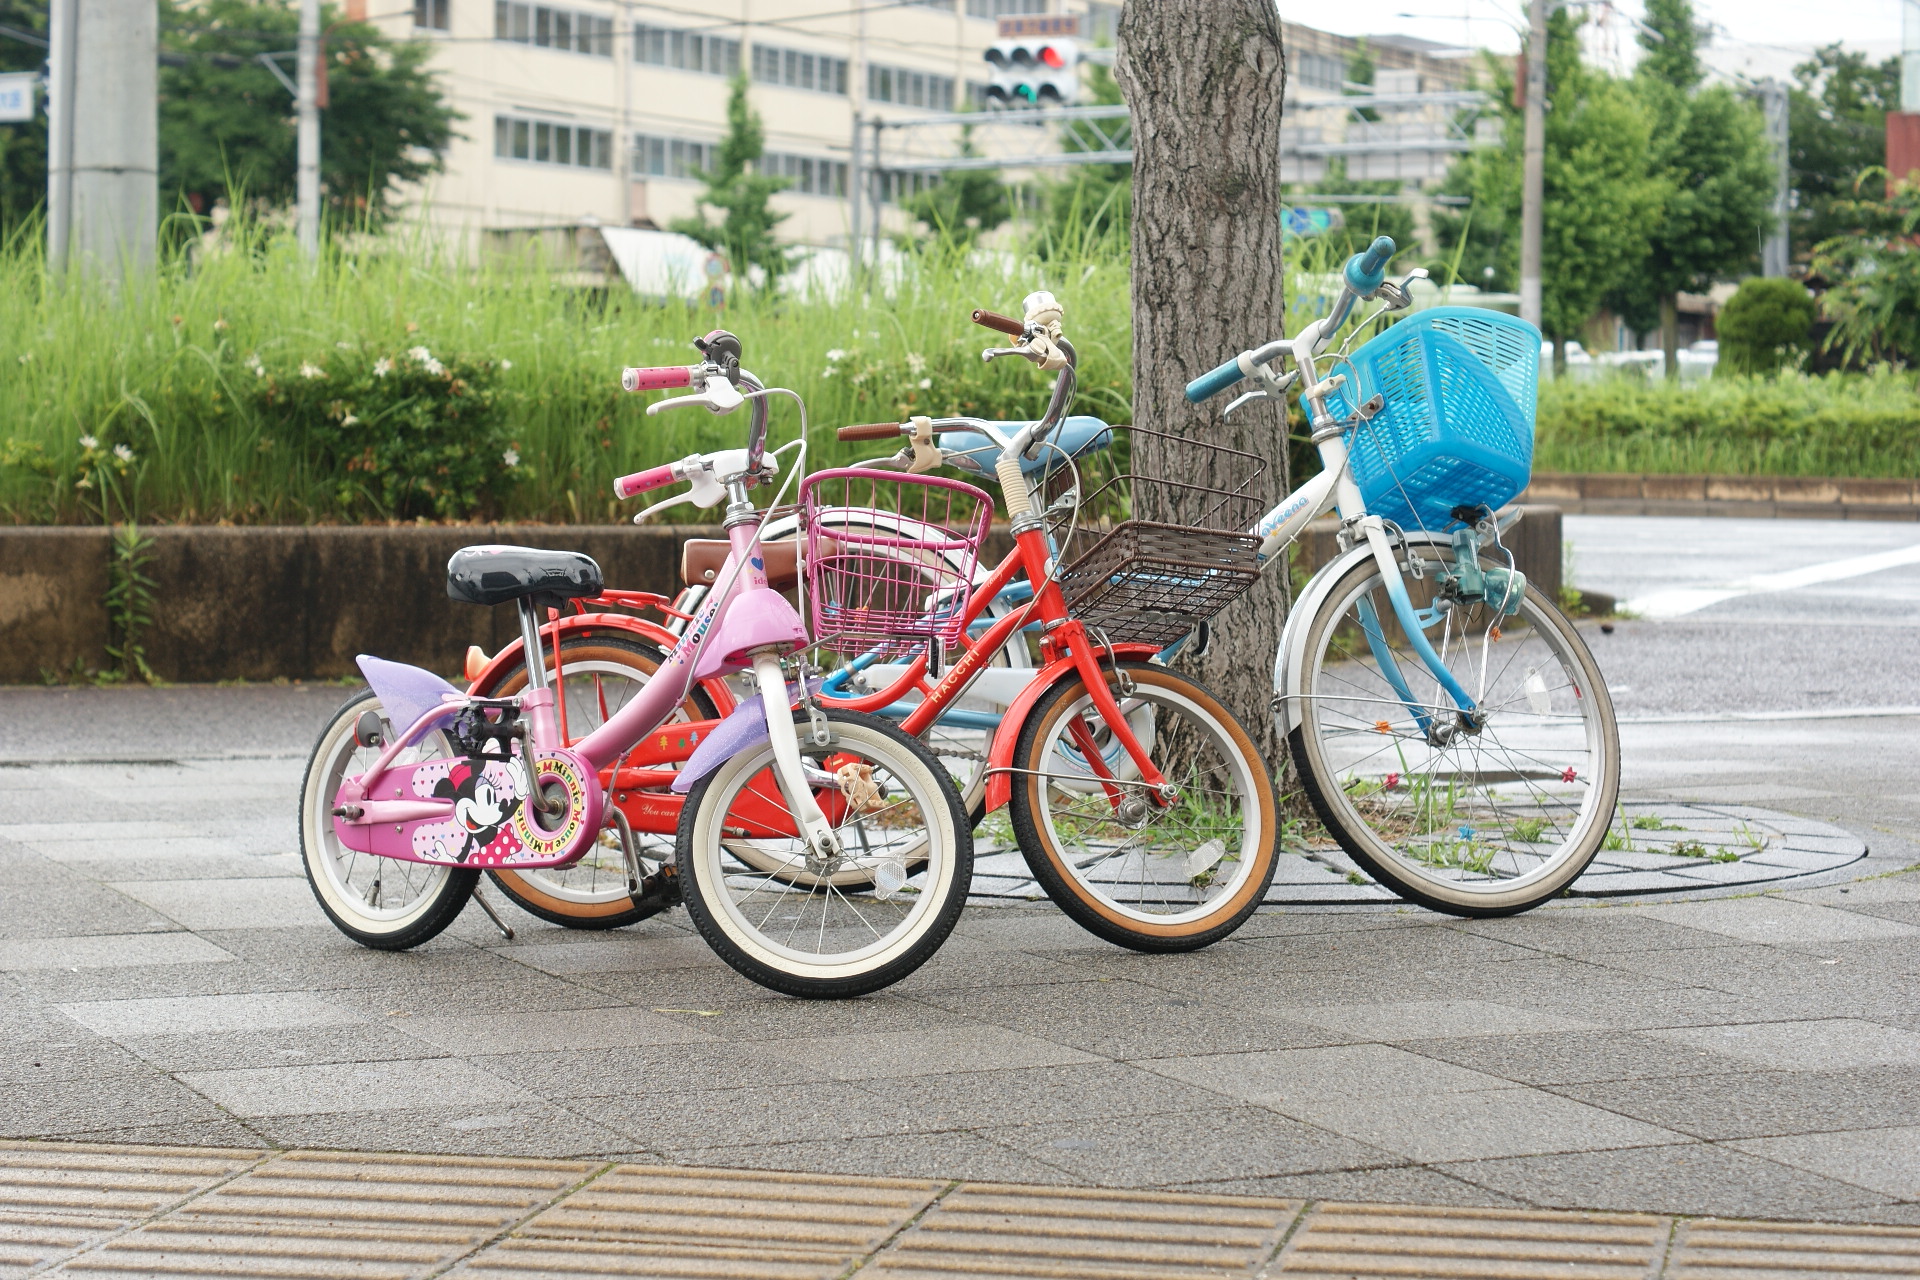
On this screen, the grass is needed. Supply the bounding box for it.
[4,215,1916,526]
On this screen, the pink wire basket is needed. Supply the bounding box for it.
[800,468,994,656]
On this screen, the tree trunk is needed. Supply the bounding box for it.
[1115,0,1289,764]
[1660,294,1679,380]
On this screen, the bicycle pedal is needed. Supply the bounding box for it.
[629,866,681,918]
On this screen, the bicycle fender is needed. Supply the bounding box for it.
[1273,530,1453,735]
[983,643,1163,812]
[467,612,688,695]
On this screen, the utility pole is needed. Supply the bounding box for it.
[1518,0,1547,330]
[297,0,321,257]
[1759,79,1789,277]
[46,0,157,281]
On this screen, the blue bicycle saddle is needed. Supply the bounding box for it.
[937,416,1113,480]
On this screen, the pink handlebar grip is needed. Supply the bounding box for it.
[621,365,694,393]
[613,464,678,499]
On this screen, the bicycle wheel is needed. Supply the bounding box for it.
[677,707,972,998]
[479,636,720,929]
[300,688,478,949]
[1288,541,1620,916]
[1009,661,1279,952]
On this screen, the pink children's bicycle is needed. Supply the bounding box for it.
[297,332,973,998]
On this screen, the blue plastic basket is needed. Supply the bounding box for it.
[1325,307,1540,532]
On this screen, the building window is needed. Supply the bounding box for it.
[415,0,449,30]
[966,0,1047,17]
[760,152,849,197]
[634,23,741,76]
[876,171,937,204]
[494,114,614,168]
[495,3,613,55]
[751,44,849,96]
[1295,51,1344,92]
[867,64,954,111]
[631,133,717,180]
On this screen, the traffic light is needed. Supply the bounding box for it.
[983,37,1080,108]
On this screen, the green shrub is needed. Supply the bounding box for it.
[1714,277,1815,377]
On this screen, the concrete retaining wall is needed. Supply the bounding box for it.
[0,511,1562,684]
[1524,473,1920,520]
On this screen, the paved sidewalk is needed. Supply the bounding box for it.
[7,1139,1920,1279]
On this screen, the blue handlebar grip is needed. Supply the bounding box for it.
[1184,357,1245,404]
[1344,235,1397,294]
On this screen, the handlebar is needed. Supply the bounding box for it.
[612,463,679,499]
[837,422,905,442]
[1343,235,1396,297]
[971,308,1025,338]
[620,365,697,393]
[1184,357,1246,405]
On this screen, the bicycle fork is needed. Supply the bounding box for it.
[750,649,840,860]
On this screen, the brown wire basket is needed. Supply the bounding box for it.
[1053,427,1268,648]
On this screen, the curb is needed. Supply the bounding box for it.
[1522,473,1920,520]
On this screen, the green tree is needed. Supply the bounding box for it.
[1606,0,1773,376]
[1813,179,1920,368]
[160,0,458,223]
[0,0,46,234]
[1039,55,1129,253]
[1789,44,1900,255]
[901,126,1010,247]
[1714,276,1815,376]
[671,75,790,282]
[1450,10,1666,366]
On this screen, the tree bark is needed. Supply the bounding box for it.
[1660,294,1679,380]
[1115,0,1289,763]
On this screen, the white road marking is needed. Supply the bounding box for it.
[1625,542,1920,619]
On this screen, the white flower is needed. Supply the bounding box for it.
[373,357,392,377]
[341,415,360,427]
[78,434,98,450]
[336,341,353,350]
[112,444,134,462]
[244,353,264,378]
[500,359,512,370]
[16,352,31,364]
[917,377,931,390]
[407,346,445,375]
[825,348,847,363]
[299,362,326,380]
[502,448,520,468]
[905,352,926,374]
[820,367,836,378]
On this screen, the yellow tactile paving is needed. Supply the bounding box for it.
[858,1183,1299,1280]
[462,1164,942,1278]
[0,1141,264,1276]
[58,1151,598,1280]
[9,1142,1920,1279]
[1667,1218,1920,1280]
[1274,1202,1670,1280]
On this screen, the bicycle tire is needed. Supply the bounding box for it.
[676,707,973,998]
[1287,543,1620,916]
[1009,661,1279,952]
[300,688,480,950]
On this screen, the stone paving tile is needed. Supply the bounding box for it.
[1551,1064,1920,1142]
[570,1082,932,1150]
[113,1023,452,1073]
[908,978,1352,1060]
[391,1006,718,1056]
[1437,1143,1894,1219]
[323,973,632,1019]
[765,1026,1100,1081]
[45,853,304,883]
[1446,907,1749,956]
[1181,1164,1529,1208]
[108,877,319,930]
[464,1040,827,1100]
[863,1062,1237,1133]
[888,935,1095,994]
[6,958,361,1004]
[643,993,981,1043]
[0,876,174,941]
[671,1130,1080,1185]
[1633,896,1920,944]
[244,1103,641,1160]
[983,1106,1402,1188]
[475,933,716,977]
[0,1073,234,1139]
[1142,1044,1513,1108]
[1268,1087,1685,1164]
[1645,1018,1920,1072]
[1402,1029,1762,1086]
[51,1117,273,1149]
[54,990,366,1039]
[0,1031,155,1087]
[1731,1126,1920,1200]
[1278,999,1601,1041]
[178,1057,525,1118]
[0,932,234,972]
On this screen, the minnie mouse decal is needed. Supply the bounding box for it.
[432,758,525,863]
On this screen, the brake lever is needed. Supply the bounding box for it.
[645,373,745,416]
[981,345,1041,364]
[1223,366,1299,419]
[1375,268,1429,312]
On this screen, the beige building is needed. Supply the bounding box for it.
[363,1,1478,252]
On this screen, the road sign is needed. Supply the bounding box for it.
[0,73,36,123]
[997,15,1080,39]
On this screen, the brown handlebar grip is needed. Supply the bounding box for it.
[972,308,1025,337]
[837,422,905,441]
